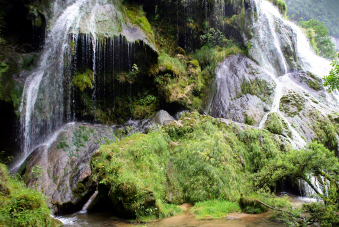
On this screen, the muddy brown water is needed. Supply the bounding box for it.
[57,211,284,227]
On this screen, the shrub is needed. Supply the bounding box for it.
[0,164,60,226]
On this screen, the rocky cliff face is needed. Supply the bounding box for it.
[21,123,117,214]
[208,54,276,125]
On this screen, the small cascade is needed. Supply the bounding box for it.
[258,72,306,149]
[299,175,329,199]
[11,122,76,172]
[250,0,289,75]
[80,191,98,213]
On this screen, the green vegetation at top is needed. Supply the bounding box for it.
[121,4,155,44]
[299,18,337,59]
[285,0,339,38]
[0,164,61,227]
[268,0,287,16]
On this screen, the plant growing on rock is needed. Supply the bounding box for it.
[324,54,339,92]
[254,142,339,226]
[72,69,94,91]
[200,28,230,47]
[0,164,61,226]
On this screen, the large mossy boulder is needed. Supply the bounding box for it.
[90,112,290,220]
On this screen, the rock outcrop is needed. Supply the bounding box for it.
[21,123,117,214]
[208,54,276,126]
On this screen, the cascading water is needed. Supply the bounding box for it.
[247,0,337,148]
[248,0,338,197]
[15,0,87,170]
[13,0,152,170]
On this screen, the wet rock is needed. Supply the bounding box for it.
[208,54,276,126]
[74,0,156,51]
[150,110,176,126]
[22,123,117,214]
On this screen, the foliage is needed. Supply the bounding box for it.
[244,114,255,125]
[265,113,283,135]
[324,54,339,92]
[268,0,287,16]
[158,52,186,77]
[240,193,291,214]
[91,132,172,220]
[0,61,9,99]
[133,93,158,119]
[285,0,339,38]
[72,69,94,91]
[299,18,337,59]
[91,112,288,220]
[0,164,61,227]
[192,200,241,219]
[200,28,231,47]
[254,142,339,226]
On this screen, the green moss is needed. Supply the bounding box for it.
[240,78,273,102]
[0,164,61,227]
[265,113,283,135]
[9,82,24,115]
[306,72,322,90]
[279,92,304,117]
[307,79,321,91]
[91,112,288,220]
[72,69,94,91]
[72,182,86,199]
[244,114,255,125]
[192,200,241,219]
[158,52,186,76]
[122,5,155,44]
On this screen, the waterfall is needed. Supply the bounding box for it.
[15,0,86,169]
[80,190,98,213]
[13,0,145,170]
[248,0,338,196]
[248,0,336,148]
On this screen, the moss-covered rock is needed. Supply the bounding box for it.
[279,92,305,117]
[90,112,290,220]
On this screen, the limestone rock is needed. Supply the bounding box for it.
[150,110,176,126]
[208,54,276,126]
[22,123,117,214]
